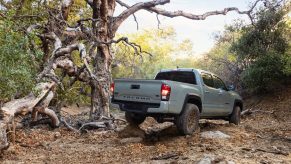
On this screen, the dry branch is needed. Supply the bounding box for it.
[113,0,170,32]
[0,82,59,150]
[79,122,107,132]
[115,0,263,32]
[242,147,289,156]
[241,108,274,116]
[151,152,179,160]
[60,117,80,133]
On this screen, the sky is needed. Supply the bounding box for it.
[115,0,257,57]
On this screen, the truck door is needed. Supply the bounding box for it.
[212,75,233,115]
[201,73,221,116]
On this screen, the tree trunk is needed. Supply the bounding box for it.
[91,45,112,118]
[90,0,113,119]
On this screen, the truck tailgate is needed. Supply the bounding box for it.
[113,79,162,104]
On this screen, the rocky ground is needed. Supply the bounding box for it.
[1,86,291,164]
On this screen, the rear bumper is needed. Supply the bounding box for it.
[110,99,169,114]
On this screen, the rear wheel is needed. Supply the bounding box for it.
[229,106,241,125]
[175,104,200,135]
[125,112,146,126]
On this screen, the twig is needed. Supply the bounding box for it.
[242,147,289,156]
[78,122,107,131]
[156,14,161,29]
[241,108,274,116]
[151,152,179,160]
[60,117,79,133]
[256,148,289,156]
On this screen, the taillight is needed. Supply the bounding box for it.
[110,82,114,94]
[161,83,171,101]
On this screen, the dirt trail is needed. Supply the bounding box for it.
[1,86,291,163]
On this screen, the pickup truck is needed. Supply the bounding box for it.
[110,68,243,135]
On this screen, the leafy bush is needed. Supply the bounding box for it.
[0,21,38,101]
[241,53,285,92]
[230,4,290,92]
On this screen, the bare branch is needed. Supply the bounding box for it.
[113,0,170,33]
[116,0,262,28]
[67,18,100,28]
[53,43,96,80]
[156,14,161,29]
[148,0,262,20]
[116,0,139,30]
[60,117,80,133]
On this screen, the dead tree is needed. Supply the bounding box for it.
[0,0,267,150]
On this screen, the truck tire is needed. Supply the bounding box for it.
[229,106,241,125]
[176,104,200,135]
[125,112,146,126]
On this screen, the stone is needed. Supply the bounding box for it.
[201,131,230,139]
[120,137,143,144]
[54,132,61,139]
[197,156,212,164]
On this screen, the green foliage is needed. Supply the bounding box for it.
[112,27,198,79]
[231,10,287,60]
[242,53,285,92]
[0,20,38,100]
[230,5,290,92]
[56,80,91,105]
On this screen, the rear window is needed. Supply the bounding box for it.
[155,71,196,85]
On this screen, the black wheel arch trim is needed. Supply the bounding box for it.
[233,99,243,111]
[180,93,202,115]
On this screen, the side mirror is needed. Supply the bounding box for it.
[227,85,235,91]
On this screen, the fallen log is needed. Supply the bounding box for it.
[0,82,59,150]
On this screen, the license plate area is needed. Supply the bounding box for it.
[122,95,150,101]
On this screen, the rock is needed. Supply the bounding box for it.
[201,131,230,139]
[54,132,61,139]
[227,161,236,164]
[120,137,143,144]
[117,125,145,138]
[197,156,212,164]
[115,125,126,132]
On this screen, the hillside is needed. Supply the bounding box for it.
[1,86,291,163]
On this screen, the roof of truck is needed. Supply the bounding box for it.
[159,68,212,74]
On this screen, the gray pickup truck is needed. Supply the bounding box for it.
[110,68,243,135]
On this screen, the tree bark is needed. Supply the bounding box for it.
[89,0,114,118]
